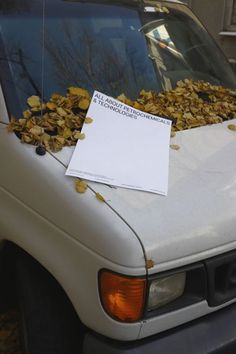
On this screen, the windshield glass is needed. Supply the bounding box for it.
[0,0,236,119]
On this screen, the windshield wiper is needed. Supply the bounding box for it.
[64,0,144,8]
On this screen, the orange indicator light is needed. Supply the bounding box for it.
[99,270,146,322]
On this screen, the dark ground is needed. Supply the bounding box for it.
[0,253,22,354]
[0,309,21,354]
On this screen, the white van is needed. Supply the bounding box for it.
[0,0,236,353]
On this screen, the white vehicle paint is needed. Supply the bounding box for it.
[0,0,236,350]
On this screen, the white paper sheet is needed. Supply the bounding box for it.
[66,91,172,195]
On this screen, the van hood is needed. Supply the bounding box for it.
[54,120,236,272]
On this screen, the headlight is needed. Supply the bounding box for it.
[99,270,187,322]
[148,272,186,311]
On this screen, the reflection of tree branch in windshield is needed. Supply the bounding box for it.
[44,23,131,96]
[0,49,41,96]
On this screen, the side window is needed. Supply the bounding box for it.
[224,0,236,31]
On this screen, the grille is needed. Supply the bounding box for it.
[205,250,236,307]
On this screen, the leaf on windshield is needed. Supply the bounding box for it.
[23,110,32,119]
[118,79,236,132]
[8,86,91,152]
[68,86,90,98]
[8,80,236,156]
[27,95,41,108]
[78,98,90,110]
[46,102,57,111]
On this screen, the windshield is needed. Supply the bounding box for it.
[0,0,236,118]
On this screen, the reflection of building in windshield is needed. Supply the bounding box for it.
[152,24,174,47]
[143,22,188,90]
[145,23,184,59]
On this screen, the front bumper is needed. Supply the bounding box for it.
[83,302,236,354]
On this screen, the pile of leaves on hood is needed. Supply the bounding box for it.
[8,87,91,153]
[8,79,236,153]
[118,79,236,132]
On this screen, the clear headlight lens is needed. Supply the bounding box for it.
[148,272,186,311]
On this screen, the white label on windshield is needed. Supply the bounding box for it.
[66,91,172,196]
[144,6,156,12]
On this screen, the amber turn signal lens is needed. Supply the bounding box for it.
[99,270,146,322]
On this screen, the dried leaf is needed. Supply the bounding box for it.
[228,124,236,131]
[170,144,180,150]
[18,118,26,126]
[78,98,90,110]
[75,180,88,193]
[56,136,65,145]
[146,259,155,269]
[57,107,67,117]
[63,127,72,139]
[95,192,105,202]
[84,117,93,124]
[27,95,41,108]
[8,80,236,156]
[46,102,57,110]
[23,110,32,119]
[21,134,32,143]
[74,131,86,140]
[68,87,90,97]
[29,125,44,136]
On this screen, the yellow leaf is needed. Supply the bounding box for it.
[133,102,143,110]
[46,102,57,110]
[146,259,155,269]
[56,107,67,117]
[170,144,180,150]
[57,119,65,127]
[78,98,90,110]
[51,93,62,101]
[29,126,44,136]
[84,117,93,124]
[75,180,88,193]
[62,127,72,139]
[117,93,128,103]
[68,87,90,97]
[95,192,105,202]
[56,136,65,145]
[27,95,41,108]
[23,110,32,119]
[31,106,42,112]
[19,118,26,126]
[21,134,32,143]
[228,124,236,131]
[41,133,51,142]
[74,131,86,140]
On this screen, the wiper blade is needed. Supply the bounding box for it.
[64,0,144,8]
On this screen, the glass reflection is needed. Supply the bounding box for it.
[0,0,235,119]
